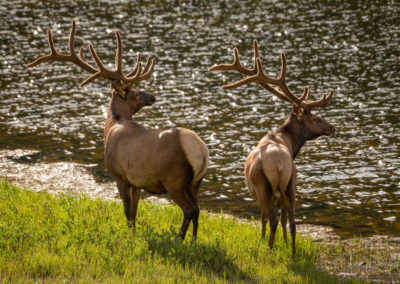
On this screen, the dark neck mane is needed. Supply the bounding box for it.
[275,114,306,159]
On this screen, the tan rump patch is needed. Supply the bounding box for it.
[179,128,209,181]
[261,143,292,199]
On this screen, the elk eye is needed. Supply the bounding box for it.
[312,117,318,122]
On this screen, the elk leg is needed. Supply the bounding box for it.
[178,204,197,240]
[281,207,288,244]
[288,208,296,256]
[129,187,141,229]
[191,205,200,242]
[261,210,268,239]
[287,170,296,256]
[189,179,202,241]
[116,179,133,225]
[268,207,279,249]
[169,189,197,240]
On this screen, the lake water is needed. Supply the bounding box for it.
[0,0,399,237]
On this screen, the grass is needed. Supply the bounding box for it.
[0,180,355,283]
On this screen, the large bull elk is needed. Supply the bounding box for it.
[209,40,335,255]
[27,21,209,241]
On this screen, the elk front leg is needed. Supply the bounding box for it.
[116,179,138,228]
[129,187,141,229]
[288,168,297,256]
[288,207,296,256]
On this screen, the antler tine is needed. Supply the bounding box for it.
[115,31,123,77]
[79,47,86,62]
[142,56,153,75]
[138,57,156,81]
[127,53,141,77]
[129,61,142,82]
[69,20,77,57]
[48,29,57,55]
[253,40,260,67]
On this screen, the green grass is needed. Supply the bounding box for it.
[0,180,351,283]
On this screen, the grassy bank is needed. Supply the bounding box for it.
[0,181,349,283]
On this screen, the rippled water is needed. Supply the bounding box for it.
[1,0,399,237]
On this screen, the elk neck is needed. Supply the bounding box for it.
[108,94,136,121]
[276,113,307,160]
[104,94,137,144]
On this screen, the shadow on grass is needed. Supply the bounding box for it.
[290,260,343,283]
[289,245,350,284]
[143,227,258,283]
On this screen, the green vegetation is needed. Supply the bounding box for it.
[0,180,350,283]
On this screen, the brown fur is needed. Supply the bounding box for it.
[104,87,209,240]
[245,109,335,256]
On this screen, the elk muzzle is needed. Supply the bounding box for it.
[325,124,336,135]
[139,91,156,106]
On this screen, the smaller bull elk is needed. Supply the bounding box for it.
[27,21,209,240]
[209,40,335,255]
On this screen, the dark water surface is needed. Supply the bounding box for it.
[1,0,399,237]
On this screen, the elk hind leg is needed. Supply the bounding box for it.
[281,207,288,244]
[178,195,198,240]
[261,210,268,239]
[169,187,198,241]
[268,207,279,249]
[190,179,203,241]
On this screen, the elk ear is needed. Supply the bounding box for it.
[292,104,304,118]
[111,80,127,98]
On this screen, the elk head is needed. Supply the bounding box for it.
[209,40,335,141]
[27,20,156,116]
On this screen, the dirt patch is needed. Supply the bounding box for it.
[299,224,400,283]
[0,149,117,200]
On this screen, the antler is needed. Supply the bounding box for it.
[27,20,156,87]
[209,40,334,110]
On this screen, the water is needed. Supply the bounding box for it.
[0,0,399,237]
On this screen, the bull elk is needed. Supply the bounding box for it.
[27,21,209,241]
[209,40,335,255]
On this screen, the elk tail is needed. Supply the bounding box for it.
[261,145,292,207]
